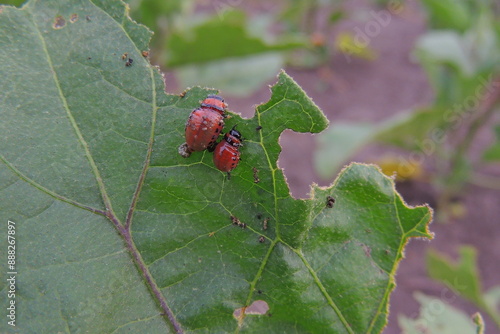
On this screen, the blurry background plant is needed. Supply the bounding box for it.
[124,0,376,96]
[314,0,500,222]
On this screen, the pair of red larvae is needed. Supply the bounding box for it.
[181,95,242,177]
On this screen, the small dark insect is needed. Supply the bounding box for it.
[87,57,92,60]
[142,50,149,57]
[263,218,269,230]
[326,195,335,208]
[258,236,265,243]
[125,58,134,67]
[253,167,260,183]
[231,215,246,229]
[121,52,128,60]
[256,213,262,220]
[257,290,263,294]
[256,125,262,131]
[86,15,91,21]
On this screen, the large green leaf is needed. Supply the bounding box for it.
[0,1,432,333]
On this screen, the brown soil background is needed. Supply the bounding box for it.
[166,1,500,332]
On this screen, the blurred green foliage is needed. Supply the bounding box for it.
[427,246,500,330]
[398,292,485,334]
[124,0,359,95]
[125,0,312,96]
[314,0,500,221]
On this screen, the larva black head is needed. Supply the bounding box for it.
[224,125,242,147]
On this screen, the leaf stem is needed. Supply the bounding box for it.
[120,226,184,333]
[125,65,158,230]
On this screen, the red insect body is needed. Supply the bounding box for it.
[184,95,227,152]
[213,128,242,175]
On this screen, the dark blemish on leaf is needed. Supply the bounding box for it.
[87,57,92,60]
[259,236,265,243]
[253,167,260,183]
[231,215,246,229]
[86,15,91,21]
[178,142,192,158]
[263,218,269,230]
[363,244,371,257]
[256,213,262,220]
[53,15,66,29]
[70,13,78,23]
[256,125,262,131]
[326,195,335,208]
[125,58,133,67]
[142,50,149,57]
[365,228,372,234]
[257,290,263,294]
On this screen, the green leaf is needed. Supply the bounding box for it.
[483,125,500,162]
[398,292,483,334]
[420,0,471,32]
[427,246,500,329]
[0,1,433,333]
[165,10,303,67]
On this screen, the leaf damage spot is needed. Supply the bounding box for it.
[70,13,78,23]
[363,244,371,257]
[231,215,246,229]
[53,15,66,29]
[252,167,260,183]
[233,300,270,323]
[263,217,269,230]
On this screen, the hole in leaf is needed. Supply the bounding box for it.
[278,130,319,199]
[233,300,269,320]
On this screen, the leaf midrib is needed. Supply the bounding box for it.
[24,3,184,333]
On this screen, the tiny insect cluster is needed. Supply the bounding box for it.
[179,94,243,178]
